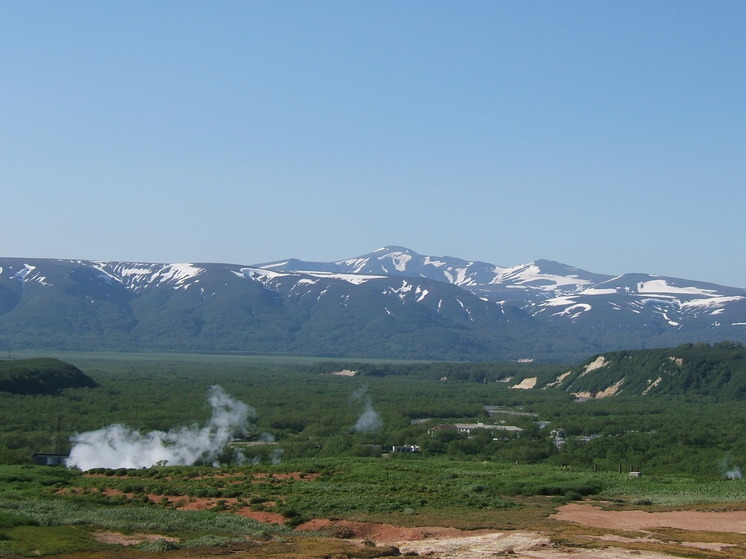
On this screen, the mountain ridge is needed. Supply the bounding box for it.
[0,247,744,361]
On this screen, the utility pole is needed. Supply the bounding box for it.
[52,413,61,454]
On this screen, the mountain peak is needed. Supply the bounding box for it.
[372,245,416,254]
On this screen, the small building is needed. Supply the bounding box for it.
[454,423,523,435]
[428,423,523,437]
[32,453,68,466]
[381,444,420,453]
[427,424,458,435]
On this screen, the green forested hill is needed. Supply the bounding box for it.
[553,342,746,399]
[0,358,98,394]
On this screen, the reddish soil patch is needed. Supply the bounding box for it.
[174,496,236,510]
[236,507,287,524]
[100,488,133,498]
[553,502,746,533]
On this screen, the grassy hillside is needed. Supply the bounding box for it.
[0,358,98,395]
[555,342,746,399]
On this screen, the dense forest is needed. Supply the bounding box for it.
[0,358,97,395]
[0,349,745,478]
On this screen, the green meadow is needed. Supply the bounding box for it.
[0,352,745,555]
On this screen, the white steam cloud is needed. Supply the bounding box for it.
[351,385,382,432]
[67,386,254,470]
[726,467,743,480]
[719,453,743,480]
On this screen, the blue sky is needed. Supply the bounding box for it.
[2,1,744,287]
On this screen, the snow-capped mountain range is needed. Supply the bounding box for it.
[257,246,746,331]
[1,247,744,361]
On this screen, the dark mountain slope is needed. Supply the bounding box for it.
[0,258,568,360]
[1,249,745,361]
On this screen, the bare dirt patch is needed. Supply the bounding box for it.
[92,531,179,546]
[553,502,746,533]
[395,531,677,559]
[547,502,746,558]
[236,507,286,524]
[296,503,746,559]
[296,518,495,542]
[173,496,234,510]
[296,519,681,559]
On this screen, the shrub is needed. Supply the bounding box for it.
[564,490,582,501]
[136,539,179,551]
[328,524,354,538]
[0,512,37,528]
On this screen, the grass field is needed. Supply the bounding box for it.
[2,351,746,557]
[2,458,746,556]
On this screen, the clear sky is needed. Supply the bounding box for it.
[2,1,744,287]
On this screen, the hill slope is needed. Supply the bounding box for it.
[546,343,746,399]
[0,358,98,394]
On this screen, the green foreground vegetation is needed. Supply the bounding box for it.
[0,351,746,555]
[2,459,746,556]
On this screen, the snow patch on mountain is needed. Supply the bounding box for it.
[579,287,619,296]
[493,263,595,291]
[383,281,429,304]
[158,264,203,288]
[236,267,287,281]
[660,309,681,327]
[552,303,592,320]
[238,267,384,287]
[14,264,35,282]
[423,257,447,268]
[386,251,412,272]
[11,264,50,286]
[681,295,745,310]
[447,268,472,286]
[637,279,719,296]
[311,271,384,285]
[95,262,204,291]
[540,296,578,308]
[388,281,414,300]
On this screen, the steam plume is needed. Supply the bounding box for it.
[726,467,743,480]
[719,453,743,480]
[351,385,382,432]
[67,386,254,470]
